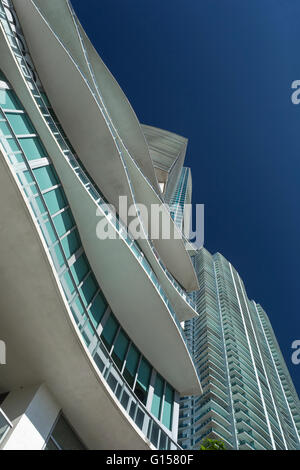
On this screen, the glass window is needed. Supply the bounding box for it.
[52,209,75,238]
[43,188,67,215]
[79,273,97,306]
[19,136,46,160]
[61,229,81,259]
[101,314,118,351]
[52,243,65,268]
[112,329,129,370]
[33,165,59,191]
[0,120,11,136]
[43,219,57,245]
[70,254,89,285]
[151,374,164,419]
[30,195,47,216]
[46,415,85,450]
[70,296,85,325]
[88,292,107,328]
[0,89,22,110]
[63,270,76,297]
[40,92,51,108]
[162,383,174,430]
[135,358,152,405]
[6,112,34,135]
[1,137,20,156]
[123,344,140,387]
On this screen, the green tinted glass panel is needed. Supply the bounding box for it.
[21,170,34,185]
[19,137,46,160]
[79,274,97,306]
[70,255,89,285]
[162,383,174,430]
[88,292,107,328]
[52,209,75,237]
[52,243,64,268]
[113,330,129,363]
[40,92,51,107]
[136,358,152,393]
[31,195,46,215]
[2,137,20,154]
[63,271,75,296]
[0,89,22,110]
[125,344,140,377]
[0,120,11,136]
[71,296,84,324]
[43,188,67,215]
[101,314,118,349]
[6,112,34,135]
[33,165,59,191]
[151,374,164,419]
[44,220,57,245]
[61,229,81,259]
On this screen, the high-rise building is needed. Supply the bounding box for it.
[0,0,201,450]
[179,249,300,450]
[166,167,192,233]
[0,0,299,453]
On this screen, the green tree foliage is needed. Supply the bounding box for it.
[199,438,226,450]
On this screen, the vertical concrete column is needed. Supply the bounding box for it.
[0,383,60,450]
[172,391,180,441]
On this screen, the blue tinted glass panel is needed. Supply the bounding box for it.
[2,137,20,154]
[6,113,34,135]
[162,384,174,430]
[70,255,89,285]
[31,195,46,215]
[88,292,107,327]
[125,345,140,377]
[113,330,129,363]
[0,89,22,110]
[44,220,57,245]
[33,165,59,191]
[52,243,64,268]
[151,374,164,419]
[63,271,76,296]
[52,209,75,237]
[43,188,67,215]
[101,314,118,349]
[61,229,81,259]
[0,120,11,136]
[136,358,151,393]
[79,274,97,306]
[20,170,34,185]
[19,137,46,160]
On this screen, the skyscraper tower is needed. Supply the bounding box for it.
[179,248,300,450]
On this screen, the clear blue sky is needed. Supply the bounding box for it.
[71,0,300,395]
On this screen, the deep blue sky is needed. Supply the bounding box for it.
[71,0,300,395]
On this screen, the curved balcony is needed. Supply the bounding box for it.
[0,8,202,453]
[0,142,175,448]
[4,1,198,319]
[0,5,201,395]
[12,0,199,293]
